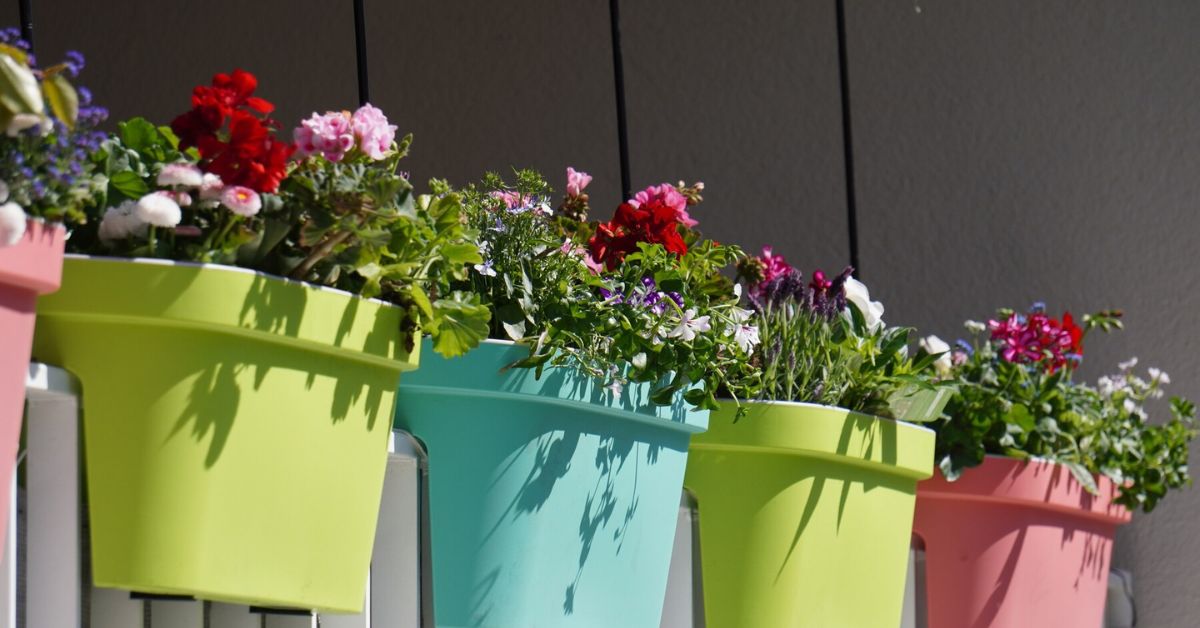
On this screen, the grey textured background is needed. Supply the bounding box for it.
[11,0,1200,624]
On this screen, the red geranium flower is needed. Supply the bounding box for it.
[170,69,293,194]
[587,191,690,270]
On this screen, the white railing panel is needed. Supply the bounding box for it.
[263,612,316,628]
[149,598,203,628]
[210,603,262,628]
[0,472,14,628]
[660,492,698,628]
[25,391,81,628]
[90,588,144,628]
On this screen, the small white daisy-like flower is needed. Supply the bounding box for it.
[221,186,262,217]
[0,201,27,247]
[156,163,205,188]
[98,201,147,243]
[1118,357,1138,371]
[198,173,225,202]
[134,192,182,227]
[964,320,987,334]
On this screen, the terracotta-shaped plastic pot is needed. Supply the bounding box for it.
[395,339,707,628]
[914,456,1131,628]
[33,256,418,612]
[684,401,934,628]
[0,220,65,558]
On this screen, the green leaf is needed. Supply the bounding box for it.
[442,242,482,266]
[109,171,150,200]
[409,284,434,320]
[118,118,163,154]
[1064,462,1099,495]
[0,54,42,116]
[1005,404,1036,432]
[42,73,78,128]
[429,292,491,358]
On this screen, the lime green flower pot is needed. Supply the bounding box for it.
[32,256,418,612]
[685,401,934,628]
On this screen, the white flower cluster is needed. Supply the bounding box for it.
[0,181,27,247]
[1097,357,1171,422]
[98,163,263,244]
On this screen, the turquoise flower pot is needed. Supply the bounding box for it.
[395,339,708,628]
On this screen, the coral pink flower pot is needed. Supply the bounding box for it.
[0,220,65,552]
[913,456,1130,628]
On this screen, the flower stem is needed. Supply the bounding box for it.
[289,229,353,280]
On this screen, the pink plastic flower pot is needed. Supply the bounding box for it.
[0,220,65,554]
[913,456,1130,628]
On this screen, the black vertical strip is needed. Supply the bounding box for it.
[353,0,370,106]
[18,0,32,50]
[608,0,632,201]
[835,0,860,276]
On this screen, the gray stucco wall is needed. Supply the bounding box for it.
[12,0,1200,625]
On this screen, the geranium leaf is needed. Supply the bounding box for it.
[430,292,491,358]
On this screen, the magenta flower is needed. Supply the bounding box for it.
[566,167,593,197]
[987,309,1083,374]
[629,183,698,228]
[293,111,356,162]
[350,104,397,160]
[760,246,791,285]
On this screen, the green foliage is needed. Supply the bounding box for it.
[0,46,103,224]
[453,170,758,411]
[932,316,1195,513]
[749,297,948,421]
[74,122,486,355]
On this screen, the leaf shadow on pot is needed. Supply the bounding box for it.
[162,278,400,467]
[480,371,683,622]
[773,413,903,583]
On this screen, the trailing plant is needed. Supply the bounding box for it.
[450,168,759,411]
[927,304,1195,512]
[72,69,486,353]
[730,247,948,421]
[0,29,106,245]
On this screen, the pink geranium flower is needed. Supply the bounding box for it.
[294,111,356,162]
[350,104,397,160]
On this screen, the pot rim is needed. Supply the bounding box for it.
[65,253,398,309]
[717,398,936,435]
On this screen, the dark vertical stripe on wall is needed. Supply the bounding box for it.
[18,0,32,49]
[835,0,860,276]
[608,0,632,201]
[353,0,370,105]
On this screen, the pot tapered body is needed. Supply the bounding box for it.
[685,401,934,628]
[914,456,1129,628]
[33,256,417,612]
[0,221,65,563]
[395,340,708,628]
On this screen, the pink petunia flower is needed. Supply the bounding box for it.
[566,167,592,197]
